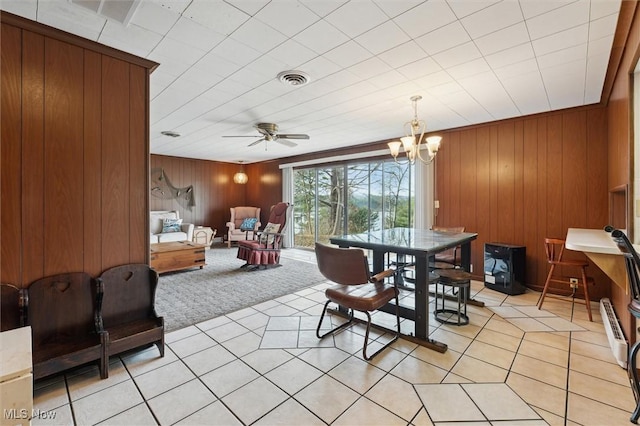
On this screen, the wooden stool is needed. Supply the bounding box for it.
[433,269,471,326]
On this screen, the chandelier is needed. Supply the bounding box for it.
[388,95,442,164]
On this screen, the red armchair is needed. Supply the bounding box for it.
[237,202,290,270]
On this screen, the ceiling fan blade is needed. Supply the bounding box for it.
[247,137,266,147]
[276,138,298,147]
[222,135,262,138]
[277,134,309,140]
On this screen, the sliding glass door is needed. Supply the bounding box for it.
[293,160,414,248]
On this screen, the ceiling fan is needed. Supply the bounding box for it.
[223,122,309,148]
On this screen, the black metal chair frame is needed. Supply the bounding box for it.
[315,244,401,361]
[609,226,640,423]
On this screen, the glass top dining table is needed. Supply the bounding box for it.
[330,227,478,353]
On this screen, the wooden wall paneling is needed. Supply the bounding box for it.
[513,121,524,246]
[523,119,540,286]
[447,132,461,227]
[496,122,516,244]
[489,126,499,241]
[246,160,283,222]
[43,38,84,276]
[129,65,148,264]
[458,129,480,271]
[544,115,564,291]
[83,50,102,277]
[586,108,609,227]
[101,56,130,269]
[165,158,180,212]
[149,155,161,211]
[194,160,206,228]
[182,158,196,226]
[459,129,477,234]
[562,111,588,232]
[21,30,45,285]
[435,135,447,224]
[535,117,549,291]
[604,0,639,341]
[546,115,564,241]
[1,23,23,287]
[475,127,492,275]
[211,161,225,232]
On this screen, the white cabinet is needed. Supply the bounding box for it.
[1,327,33,426]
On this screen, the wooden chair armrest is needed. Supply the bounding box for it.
[370,269,395,283]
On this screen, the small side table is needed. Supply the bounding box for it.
[193,226,216,249]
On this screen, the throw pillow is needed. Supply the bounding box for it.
[162,218,182,233]
[260,222,281,245]
[240,217,258,231]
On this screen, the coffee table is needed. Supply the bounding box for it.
[150,241,207,274]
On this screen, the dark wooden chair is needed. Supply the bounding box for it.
[1,283,26,331]
[237,202,290,270]
[314,242,400,360]
[537,238,593,321]
[27,272,108,380]
[96,264,164,366]
[609,227,640,423]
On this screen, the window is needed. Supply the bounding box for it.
[293,159,414,248]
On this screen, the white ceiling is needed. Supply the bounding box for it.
[2,0,621,164]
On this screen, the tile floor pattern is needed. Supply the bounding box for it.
[31,249,637,425]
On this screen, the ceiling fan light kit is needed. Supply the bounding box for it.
[223,122,310,150]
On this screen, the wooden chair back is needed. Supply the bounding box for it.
[27,272,99,346]
[97,264,160,328]
[1,283,24,331]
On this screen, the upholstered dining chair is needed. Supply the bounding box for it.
[226,206,261,248]
[314,242,400,360]
[237,202,289,270]
[431,226,465,268]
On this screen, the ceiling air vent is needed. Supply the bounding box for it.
[277,71,310,87]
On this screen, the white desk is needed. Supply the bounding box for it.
[565,228,636,290]
[0,326,33,425]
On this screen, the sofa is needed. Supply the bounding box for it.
[150,210,194,244]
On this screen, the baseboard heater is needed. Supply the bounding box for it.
[600,298,627,368]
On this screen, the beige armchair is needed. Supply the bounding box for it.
[226,206,261,248]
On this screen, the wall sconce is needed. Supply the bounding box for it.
[233,161,248,184]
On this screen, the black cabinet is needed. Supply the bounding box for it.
[484,243,526,295]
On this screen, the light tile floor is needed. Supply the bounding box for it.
[31,249,636,425]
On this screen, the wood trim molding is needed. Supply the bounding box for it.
[600,0,638,106]
[0,10,159,72]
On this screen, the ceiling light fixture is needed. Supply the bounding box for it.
[161,130,181,138]
[277,70,310,86]
[388,95,442,165]
[233,161,248,185]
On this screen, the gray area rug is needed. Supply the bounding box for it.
[155,247,326,332]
